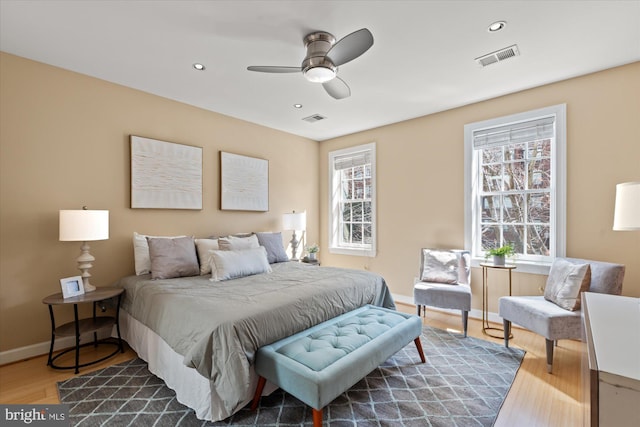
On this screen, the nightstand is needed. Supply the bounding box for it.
[301,257,320,266]
[42,287,124,374]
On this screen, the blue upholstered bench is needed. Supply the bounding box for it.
[251,305,425,426]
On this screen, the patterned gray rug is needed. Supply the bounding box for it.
[57,326,524,426]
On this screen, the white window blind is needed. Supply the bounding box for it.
[473,117,555,149]
[333,150,373,170]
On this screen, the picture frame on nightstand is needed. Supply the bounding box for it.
[60,276,84,299]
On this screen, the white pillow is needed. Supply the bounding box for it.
[133,232,186,275]
[195,238,219,275]
[218,234,260,251]
[209,247,272,282]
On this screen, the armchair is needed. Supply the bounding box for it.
[499,257,625,373]
[413,249,471,337]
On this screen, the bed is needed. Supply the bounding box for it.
[112,261,395,422]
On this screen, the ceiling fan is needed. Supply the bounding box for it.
[247,28,374,100]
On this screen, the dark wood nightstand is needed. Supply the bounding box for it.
[42,287,124,373]
[301,257,320,266]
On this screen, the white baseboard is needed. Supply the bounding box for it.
[0,329,113,366]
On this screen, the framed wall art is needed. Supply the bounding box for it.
[131,136,203,209]
[220,151,269,211]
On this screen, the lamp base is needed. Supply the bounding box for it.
[290,231,300,261]
[78,241,97,292]
[82,280,96,293]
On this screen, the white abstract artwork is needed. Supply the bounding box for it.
[131,136,203,209]
[220,152,269,211]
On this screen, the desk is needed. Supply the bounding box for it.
[582,292,640,427]
[42,287,124,374]
[480,263,515,339]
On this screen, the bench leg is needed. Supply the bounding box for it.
[414,337,426,363]
[251,376,267,410]
[312,408,322,427]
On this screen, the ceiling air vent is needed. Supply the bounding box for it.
[475,44,520,67]
[302,114,327,123]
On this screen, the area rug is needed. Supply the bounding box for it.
[57,326,524,426]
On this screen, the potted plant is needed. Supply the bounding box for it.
[485,244,515,266]
[306,244,319,260]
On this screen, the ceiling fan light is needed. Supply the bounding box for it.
[304,66,336,83]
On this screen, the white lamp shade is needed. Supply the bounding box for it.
[59,210,109,241]
[613,182,640,230]
[282,211,306,231]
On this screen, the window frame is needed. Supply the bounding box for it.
[464,104,566,275]
[328,142,377,257]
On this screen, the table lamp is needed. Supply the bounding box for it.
[282,210,306,260]
[59,207,109,292]
[613,182,640,231]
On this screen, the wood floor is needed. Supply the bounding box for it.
[0,305,583,426]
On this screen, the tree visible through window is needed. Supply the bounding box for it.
[340,163,373,246]
[329,143,376,256]
[465,105,566,272]
[479,139,552,256]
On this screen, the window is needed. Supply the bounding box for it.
[464,105,566,274]
[328,143,376,256]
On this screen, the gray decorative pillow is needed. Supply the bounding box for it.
[255,232,289,263]
[544,259,591,311]
[133,232,186,275]
[195,238,219,275]
[420,249,459,284]
[218,234,260,251]
[147,236,199,280]
[209,247,272,282]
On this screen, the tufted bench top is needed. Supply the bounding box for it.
[276,308,411,371]
[252,305,425,427]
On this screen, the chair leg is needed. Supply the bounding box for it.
[545,339,554,374]
[461,310,468,337]
[503,320,511,348]
[417,304,421,316]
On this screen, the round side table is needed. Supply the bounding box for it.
[42,287,124,374]
[480,263,516,339]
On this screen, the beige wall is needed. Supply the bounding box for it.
[319,62,640,313]
[0,53,319,352]
[1,52,638,355]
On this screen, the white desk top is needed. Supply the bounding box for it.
[584,292,640,381]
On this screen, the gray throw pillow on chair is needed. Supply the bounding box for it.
[544,258,591,311]
[419,249,459,284]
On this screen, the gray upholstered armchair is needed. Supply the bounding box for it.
[499,257,625,373]
[413,249,471,337]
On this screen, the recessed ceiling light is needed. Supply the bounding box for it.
[488,21,507,32]
[193,63,206,71]
[293,104,303,109]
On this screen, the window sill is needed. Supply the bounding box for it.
[329,247,376,257]
[471,258,551,275]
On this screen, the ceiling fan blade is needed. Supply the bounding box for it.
[247,66,300,73]
[326,28,374,66]
[323,77,351,99]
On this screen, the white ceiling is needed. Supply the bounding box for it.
[1,1,639,141]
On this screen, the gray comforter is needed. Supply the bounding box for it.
[113,262,395,417]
